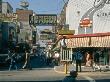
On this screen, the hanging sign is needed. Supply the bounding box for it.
[29,14,57,26]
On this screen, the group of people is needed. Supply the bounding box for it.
[62,48,110,82]
[8,50,18,71]
[73,50,94,72]
[46,51,60,66]
[7,41,32,71]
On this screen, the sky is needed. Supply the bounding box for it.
[3,0,68,14]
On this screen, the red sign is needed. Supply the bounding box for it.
[80,18,92,27]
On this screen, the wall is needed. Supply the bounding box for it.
[66,0,110,34]
[16,10,33,42]
[2,2,13,13]
[0,0,2,13]
[16,10,33,22]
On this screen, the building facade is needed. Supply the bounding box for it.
[0,2,18,54]
[63,0,110,34]
[55,0,110,67]
[0,0,2,13]
[38,28,54,48]
[16,9,33,43]
[2,2,13,13]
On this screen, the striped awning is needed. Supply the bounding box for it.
[67,37,89,48]
[66,36,110,48]
[90,36,110,47]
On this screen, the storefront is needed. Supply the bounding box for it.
[56,32,110,66]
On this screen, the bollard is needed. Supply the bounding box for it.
[64,61,68,74]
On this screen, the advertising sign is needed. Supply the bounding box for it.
[80,18,92,27]
[29,14,57,26]
[0,13,17,22]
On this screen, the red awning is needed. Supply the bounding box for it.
[55,32,110,48]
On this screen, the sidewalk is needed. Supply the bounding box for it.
[54,64,110,73]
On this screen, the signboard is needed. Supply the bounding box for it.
[29,14,57,26]
[40,34,48,40]
[0,13,17,22]
[80,18,92,27]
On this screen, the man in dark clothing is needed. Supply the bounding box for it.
[74,50,83,72]
[62,70,78,82]
[94,51,100,64]
[9,50,18,71]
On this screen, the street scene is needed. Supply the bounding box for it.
[1,0,110,82]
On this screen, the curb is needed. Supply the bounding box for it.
[54,65,110,75]
[54,66,69,74]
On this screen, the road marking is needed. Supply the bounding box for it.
[83,76,96,82]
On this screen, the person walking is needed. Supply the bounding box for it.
[9,50,18,71]
[22,41,32,70]
[22,49,31,70]
[62,70,78,82]
[74,50,83,72]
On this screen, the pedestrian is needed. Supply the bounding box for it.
[9,50,18,71]
[103,48,109,65]
[22,49,32,70]
[62,70,78,82]
[74,50,83,72]
[46,51,52,66]
[22,40,32,70]
[94,51,100,65]
[85,52,93,67]
[53,51,60,66]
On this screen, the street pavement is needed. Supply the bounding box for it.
[54,64,110,82]
[54,64,110,73]
[0,68,65,82]
[0,67,110,82]
[0,52,110,82]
